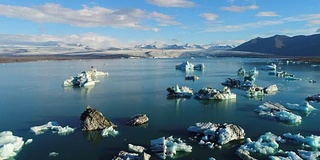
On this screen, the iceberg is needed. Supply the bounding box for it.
[195,86,236,100]
[188,122,245,146]
[237,67,246,76]
[62,66,108,87]
[166,84,193,98]
[237,132,283,159]
[49,152,59,157]
[286,101,316,113]
[128,144,146,153]
[255,102,302,125]
[30,121,75,135]
[0,131,25,160]
[269,151,303,160]
[283,133,320,148]
[101,126,119,137]
[112,150,151,160]
[175,61,205,71]
[175,61,194,71]
[150,136,192,159]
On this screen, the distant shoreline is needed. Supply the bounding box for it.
[1,54,320,64]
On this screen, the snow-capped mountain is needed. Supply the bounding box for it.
[134,43,234,50]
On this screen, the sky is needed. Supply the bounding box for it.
[0,0,320,48]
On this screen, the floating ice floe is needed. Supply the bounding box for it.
[255,102,302,125]
[236,132,284,159]
[128,144,146,153]
[195,86,236,100]
[244,84,278,98]
[166,84,193,99]
[30,121,75,135]
[283,133,320,149]
[62,66,108,87]
[101,126,119,137]
[188,122,245,147]
[150,136,192,159]
[269,151,302,160]
[0,131,25,160]
[49,152,59,157]
[25,139,33,145]
[286,101,316,114]
[112,150,151,160]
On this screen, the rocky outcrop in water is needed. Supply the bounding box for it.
[80,105,117,131]
[126,114,149,126]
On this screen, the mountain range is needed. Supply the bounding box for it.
[232,34,320,56]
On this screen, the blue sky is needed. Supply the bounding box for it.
[0,0,320,48]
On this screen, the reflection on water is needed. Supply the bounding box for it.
[83,130,104,144]
[197,98,237,106]
[63,85,94,96]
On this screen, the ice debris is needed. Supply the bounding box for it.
[237,132,284,159]
[25,139,33,145]
[187,122,245,147]
[283,133,320,149]
[286,101,316,113]
[0,131,24,160]
[150,136,192,159]
[101,126,119,137]
[112,150,151,160]
[30,121,75,135]
[255,102,302,125]
[49,152,59,157]
[128,144,146,153]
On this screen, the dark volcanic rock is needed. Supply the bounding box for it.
[126,114,149,126]
[233,34,320,56]
[80,105,117,131]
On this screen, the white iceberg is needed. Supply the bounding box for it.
[101,126,119,137]
[150,136,192,159]
[269,151,303,160]
[286,101,316,113]
[0,131,25,160]
[62,67,108,87]
[255,102,302,125]
[30,121,75,135]
[188,122,245,146]
[237,132,283,159]
[49,152,59,157]
[283,133,320,148]
[128,144,146,153]
[166,84,193,98]
[175,61,194,71]
[195,86,236,100]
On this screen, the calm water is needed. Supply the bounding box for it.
[1,58,320,160]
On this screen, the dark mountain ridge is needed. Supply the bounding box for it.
[233,34,320,56]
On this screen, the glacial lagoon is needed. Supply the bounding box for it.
[1,57,320,159]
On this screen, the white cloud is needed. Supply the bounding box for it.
[256,12,279,17]
[0,3,178,31]
[200,13,218,21]
[220,5,258,12]
[146,0,195,7]
[0,33,126,48]
[204,20,283,32]
[149,12,180,26]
